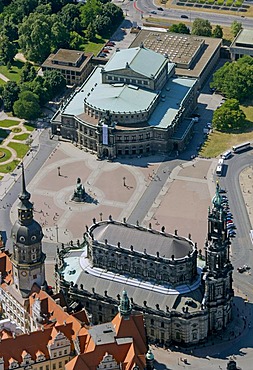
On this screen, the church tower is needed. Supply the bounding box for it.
[202,183,234,332]
[11,163,46,297]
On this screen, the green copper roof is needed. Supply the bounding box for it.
[212,182,222,208]
[104,46,169,79]
[146,348,154,360]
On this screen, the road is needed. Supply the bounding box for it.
[117,0,253,28]
[0,129,58,261]
[219,150,253,299]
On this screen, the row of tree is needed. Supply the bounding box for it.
[168,19,242,39]
[211,55,253,132]
[211,56,253,103]
[0,63,66,120]
[0,0,123,64]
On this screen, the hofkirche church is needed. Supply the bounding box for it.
[56,182,234,346]
[0,160,234,351]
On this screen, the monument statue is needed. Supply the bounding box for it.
[71,177,86,202]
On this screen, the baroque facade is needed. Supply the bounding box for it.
[51,46,198,159]
[56,183,234,346]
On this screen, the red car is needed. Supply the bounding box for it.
[102,49,110,54]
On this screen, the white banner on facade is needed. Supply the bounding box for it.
[102,124,108,145]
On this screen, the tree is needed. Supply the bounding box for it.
[212,99,246,132]
[231,21,242,38]
[80,0,102,29]
[192,18,212,37]
[212,25,223,39]
[211,56,253,103]
[0,33,17,64]
[13,90,41,120]
[2,81,20,111]
[169,23,190,34]
[43,70,66,98]
[51,18,70,49]
[18,13,52,63]
[60,3,81,32]
[20,62,37,83]
[70,30,84,49]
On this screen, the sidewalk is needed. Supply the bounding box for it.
[0,126,44,199]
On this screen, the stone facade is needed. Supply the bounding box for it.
[56,184,234,347]
[51,47,198,159]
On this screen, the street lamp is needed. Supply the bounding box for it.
[57,167,61,176]
[100,212,103,221]
[56,225,59,243]
[123,177,126,186]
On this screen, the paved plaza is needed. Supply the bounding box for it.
[9,141,216,250]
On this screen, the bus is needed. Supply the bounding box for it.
[232,142,251,153]
[216,165,223,176]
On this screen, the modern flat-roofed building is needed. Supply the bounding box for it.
[42,49,93,86]
[130,30,222,88]
[230,29,253,60]
[51,45,198,159]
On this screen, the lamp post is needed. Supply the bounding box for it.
[123,177,126,186]
[56,225,59,243]
[57,167,61,176]
[100,212,103,221]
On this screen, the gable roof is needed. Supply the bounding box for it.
[0,328,52,368]
[104,47,167,79]
[65,312,147,370]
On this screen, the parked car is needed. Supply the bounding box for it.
[181,14,189,18]
[102,49,110,53]
[151,10,157,14]
[237,266,246,273]
[157,7,164,10]
[106,41,115,46]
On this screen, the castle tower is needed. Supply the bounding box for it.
[11,163,46,297]
[202,183,234,332]
[118,290,132,318]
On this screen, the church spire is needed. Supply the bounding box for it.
[118,290,132,318]
[20,162,30,199]
[17,163,33,225]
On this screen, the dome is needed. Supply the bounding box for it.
[11,219,43,245]
[212,182,222,208]
[146,349,154,360]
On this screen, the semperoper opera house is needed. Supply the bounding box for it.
[51,45,198,159]
[56,184,234,346]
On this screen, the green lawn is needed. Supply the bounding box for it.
[0,119,20,128]
[12,133,30,141]
[200,104,253,158]
[12,127,22,133]
[84,35,107,55]
[0,147,12,162]
[0,60,25,83]
[0,159,20,173]
[8,142,29,158]
[0,78,6,86]
[24,123,35,132]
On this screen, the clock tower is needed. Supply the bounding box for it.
[11,163,46,298]
[202,183,234,332]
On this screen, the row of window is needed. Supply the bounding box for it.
[107,75,149,86]
[117,133,150,142]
